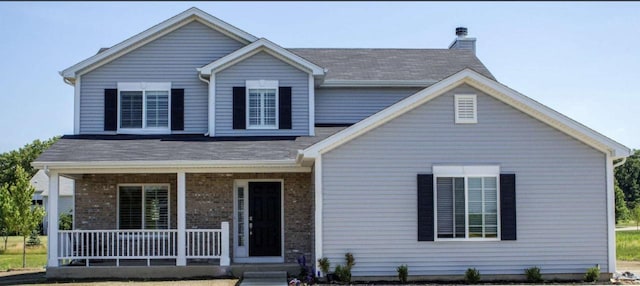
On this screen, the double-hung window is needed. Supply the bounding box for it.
[246,80,278,129]
[118,184,169,230]
[434,166,499,240]
[118,82,171,133]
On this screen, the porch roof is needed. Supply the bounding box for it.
[34,127,345,164]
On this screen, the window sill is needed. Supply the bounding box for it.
[246,126,278,130]
[434,238,500,242]
[117,128,171,135]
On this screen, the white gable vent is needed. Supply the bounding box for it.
[454,94,477,124]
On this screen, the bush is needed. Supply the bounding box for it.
[345,252,355,268]
[584,265,600,282]
[26,230,41,247]
[524,266,543,283]
[318,257,330,282]
[334,264,351,283]
[59,211,73,230]
[464,268,481,284]
[397,264,408,283]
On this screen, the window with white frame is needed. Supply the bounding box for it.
[118,185,169,230]
[454,94,477,124]
[118,82,171,131]
[434,166,499,239]
[246,80,278,129]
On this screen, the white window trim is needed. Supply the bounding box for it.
[454,94,478,124]
[245,80,279,130]
[116,183,171,230]
[433,165,500,242]
[117,82,172,134]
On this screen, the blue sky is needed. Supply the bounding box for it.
[0,2,638,153]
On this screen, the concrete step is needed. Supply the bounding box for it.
[240,271,287,286]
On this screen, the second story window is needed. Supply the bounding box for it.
[246,80,278,129]
[117,82,171,133]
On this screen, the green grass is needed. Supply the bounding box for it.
[616,220,640,228]
[0,235,47,270]
[617,230,640,261]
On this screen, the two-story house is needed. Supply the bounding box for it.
[34,7,631,281]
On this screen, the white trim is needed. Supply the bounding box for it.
[117,82,171,91]
[606,154,616,273]
[314,157,323,275]
[73,76,81,134]
[198,38,325,76]
[61,7,257,79]
[302,69,631,159]
[320,79,436,88]
[116,82,172,134]
[246,80,279,129]
[208,74,216,136]
[233,179,285,263]
[454,94,478,124]
[432,165,500,242]
[177,172,186,266]
[116,183,171,230]
[308,74,315,136]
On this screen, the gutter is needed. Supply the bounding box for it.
[32,159,301,170]
[613,157,627,168]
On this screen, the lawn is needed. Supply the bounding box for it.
[0,235,47,271]
[617,230,640,261]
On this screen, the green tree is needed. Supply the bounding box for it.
[0,136,59,187]
[631,205,640,231]
[615,150,640,209]
[616,184,630,223]
[0,185,14,250]
[3,165,45,268]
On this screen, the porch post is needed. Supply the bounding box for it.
[177,171,186,266]
[47,171,59,267]
[221,222,230,266]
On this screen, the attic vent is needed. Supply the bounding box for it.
[454,94,477,124]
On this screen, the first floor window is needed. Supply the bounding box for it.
[434,166,499,240]
[118,185,169,229]
[118,82,170,130]
[246,80,278,129]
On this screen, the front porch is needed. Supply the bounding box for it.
[45,171,313,273]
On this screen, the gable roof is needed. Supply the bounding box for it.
[302,69,631,159]
[198,38,325,77]
[289,48,494,86]
[60,7,258,80]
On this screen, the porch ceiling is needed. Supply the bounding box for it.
[35,127,345,164]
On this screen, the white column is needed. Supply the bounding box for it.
[314,157,323,276]
[221,222,230,266]
[606,154,616,273]
[177,171,186,266]
[47,171,59,267]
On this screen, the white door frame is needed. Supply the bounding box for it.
[233,179,285,263]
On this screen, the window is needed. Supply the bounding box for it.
[454,94,477,124]
[118,185,169,229]
[434,166,499,240]
[246,80,278,129]
[117,82,171,132]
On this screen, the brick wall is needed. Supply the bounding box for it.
[75,172,313,263]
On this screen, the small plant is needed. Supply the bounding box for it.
[464,267,481,284]
[296,255,315,284]
[59,211,73,230]
[318,257,331,282]
[584,265,600,282]
[26,230,41,247]
[524,266,543,283]
[397,264,408,284]
[334,264,351,284]
[345,252,355,269]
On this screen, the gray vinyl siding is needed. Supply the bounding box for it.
[315,87,421,124]
[79,21,244,134]
[215,52,309,136]
[321,84,608,276]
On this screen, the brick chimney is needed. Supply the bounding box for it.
[449,27,476,54]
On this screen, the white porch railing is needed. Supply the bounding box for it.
[57,223,229,266]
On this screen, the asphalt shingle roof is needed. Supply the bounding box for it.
[35,127,346,162]
[288,48,495,82]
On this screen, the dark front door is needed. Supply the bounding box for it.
[249,182,282,256]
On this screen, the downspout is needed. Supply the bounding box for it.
[63,77,74,86]
[613,157,627,168]
[198,71,211,136]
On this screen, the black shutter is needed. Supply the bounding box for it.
[171,89,184,131]
[417,174,434,241]
[278,87,292,129]
[500,174,517,240]
[104,89,118,131]
[233,87,246,129]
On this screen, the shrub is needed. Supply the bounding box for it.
[318,257,330,282]
[345,252,355,268]
[59,211,73,230]
[397,264,408,284]
[26,230,41,247]
[524,266,543,283]
[584,265,600,282]
[464,268,481,284]
[334,264,351,283]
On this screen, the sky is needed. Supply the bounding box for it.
[0,1,639,153]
